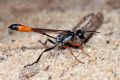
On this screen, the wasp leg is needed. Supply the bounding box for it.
[38,32,56,47]
[24,45,57,67]
[79,38,90,57]
[79,45,90,57]
[45,39,56,45]
[68,48,84,64]
[39,38,56,49]
[42,33,56,39]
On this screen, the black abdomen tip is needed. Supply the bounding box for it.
[8,24,21,31]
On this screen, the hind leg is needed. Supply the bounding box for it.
[24,45,57,67]
[68,48,84,64]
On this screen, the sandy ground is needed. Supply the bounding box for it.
[0,0,120,80]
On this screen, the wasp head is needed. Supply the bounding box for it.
[76,30,85,39]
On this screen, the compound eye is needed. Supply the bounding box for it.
[79,33,81,35]
[78,33,85,39]
[78,33,82,36]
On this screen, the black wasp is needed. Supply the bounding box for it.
[8,12,103,67]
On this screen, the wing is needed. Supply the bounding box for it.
[72,12,103,42]
[83,12,103,41]
[72,13,94,32]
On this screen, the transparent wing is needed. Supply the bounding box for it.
[72,12,103,42]
[83,12,103,42]
[72,13,94,32]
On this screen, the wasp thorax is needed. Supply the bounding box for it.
[57,30,75,43]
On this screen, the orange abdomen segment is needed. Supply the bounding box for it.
[72,43,81,47]
[18,25,33,32]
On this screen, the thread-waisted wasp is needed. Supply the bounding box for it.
[8,12,103,67]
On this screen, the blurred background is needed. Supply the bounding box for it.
[0,0,120,39]
[0,0,120,80]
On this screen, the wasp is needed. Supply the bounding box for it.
[8,12,103,67]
